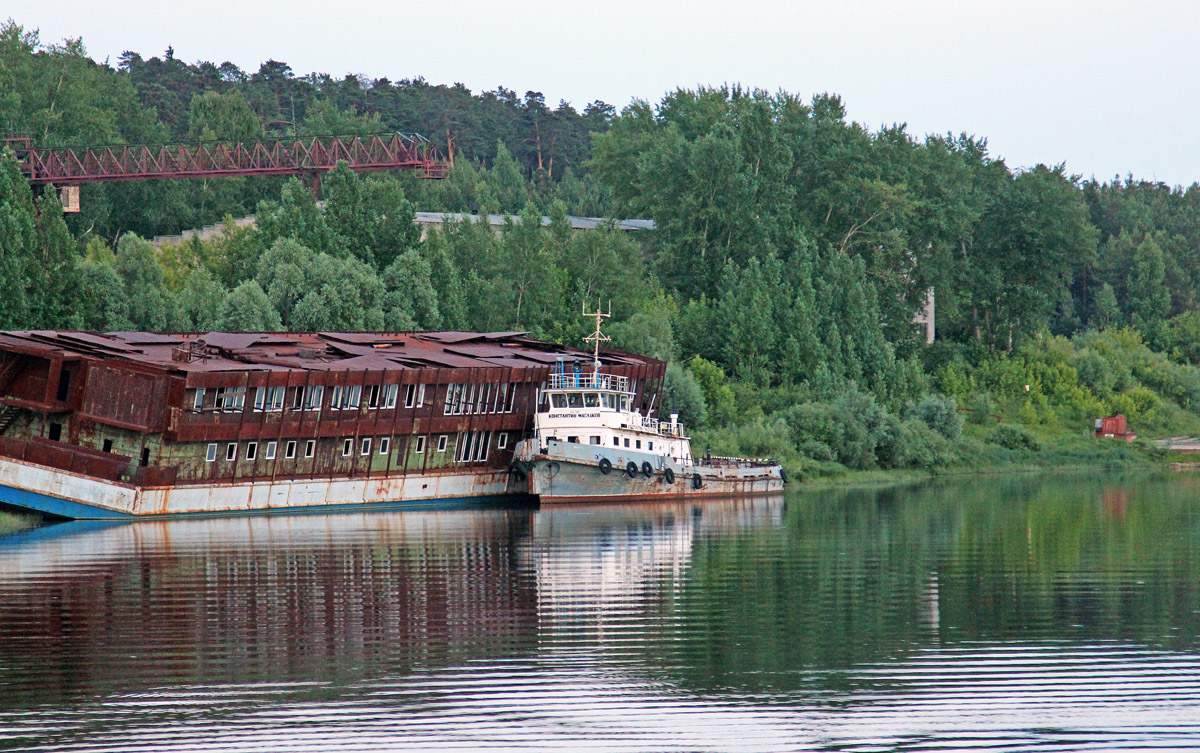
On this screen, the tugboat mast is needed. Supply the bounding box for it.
[582,300,611,373]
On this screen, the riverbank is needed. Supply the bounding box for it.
[0,509,43,535]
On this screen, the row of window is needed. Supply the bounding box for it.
[569,435,653,450]
[204,432,510,464]
[443,383,518,416]
[548,392,630,410]
[196,384,430,413]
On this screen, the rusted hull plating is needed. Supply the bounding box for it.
[0,455,526,519]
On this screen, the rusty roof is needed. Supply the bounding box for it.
[0,331,657,375]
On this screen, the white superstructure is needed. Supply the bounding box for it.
[535,370,693,468]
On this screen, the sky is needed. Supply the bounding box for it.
[10,0,1200,186]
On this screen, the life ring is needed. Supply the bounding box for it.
[692,473,703,490]
[663,467,675,484]
[642,461,653,478]
[598,457,612,475]
[626,461,638,477]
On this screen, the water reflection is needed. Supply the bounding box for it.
[1,474,1199,750]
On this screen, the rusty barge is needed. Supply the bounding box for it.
[0,330,665,518]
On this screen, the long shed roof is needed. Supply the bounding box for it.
[0,331,656,374]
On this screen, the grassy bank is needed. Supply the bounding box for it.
[0,509,42,535]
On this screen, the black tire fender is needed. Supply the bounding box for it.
[598,457,612,475]
[663,467,675,485]
[779,467,788,484]
[626,461,638,477]
[642,461,653,478]
[692,473,703,490]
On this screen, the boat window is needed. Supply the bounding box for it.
[285,440,296,459]
[379,437,391,455]
[648,441,653,451]
[304,440,315,458]
[620,396,629,411]
[568,393,583,408]
[205,443,217,462]
[568,436,579,444]
[584,393,599,407]
[623,438,630,448]
[551,393,567,409]
[246,441,258,461]
[361,437,372,455]
[497,433,508,449]
[590,436,601,445]
[613,437,619,446]
[265,441,277,460]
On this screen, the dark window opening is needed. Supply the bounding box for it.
[48,423,61,441]
[56,370,71,402]
[140,447,150,466]
[102,439,113,453]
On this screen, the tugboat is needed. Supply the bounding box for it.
[511,305,786,503]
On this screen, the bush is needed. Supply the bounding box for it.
[908,393,964,440]
[664,362,708,428]
[888,418,954,469]
[988,424,1041,451]
[965,391,996,425]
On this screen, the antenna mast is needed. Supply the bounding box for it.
[582,299,611,372]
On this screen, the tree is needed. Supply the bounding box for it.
[115,234,182,331]
[218,280,282,331]
[74,260,132,330]
[30,190,81,329]
[381,249,440,330]
[1127,235,1169,337]
[177,267,228,330]
[0,149,35,328]
[664,362,707,427]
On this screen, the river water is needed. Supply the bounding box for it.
[1,472,1199,751]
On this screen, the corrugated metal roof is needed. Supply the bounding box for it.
[0,331,657,377]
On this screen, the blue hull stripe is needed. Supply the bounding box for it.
[0,482,535,520]
[0,485,131,519]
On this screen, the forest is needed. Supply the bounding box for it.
[5,19,1200,479]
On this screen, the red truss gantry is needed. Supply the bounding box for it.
[4,133,448,186]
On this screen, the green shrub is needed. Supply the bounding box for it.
[988,424,1041,451]
[908,393,963,440]
[888,418,954,469]
[965,391,996,424]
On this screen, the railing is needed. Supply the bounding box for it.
[704,454,779,469]
[0,436,131,482]
[639,415,688,438]
[548,372,629,392]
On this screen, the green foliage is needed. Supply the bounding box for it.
[218,280,282,331]
[115,234,182,331]
[380,249,441,330]
[686,356,735,426]
[177,267,227,330]
[908,394,964,440]
[255,238,384,331]
[989,424,1041,451]
[664,362,707,428]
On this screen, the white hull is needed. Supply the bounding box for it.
[513,439,784,504]
[0,455,526,518]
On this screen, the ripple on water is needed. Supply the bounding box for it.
[0,476,1199,751]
